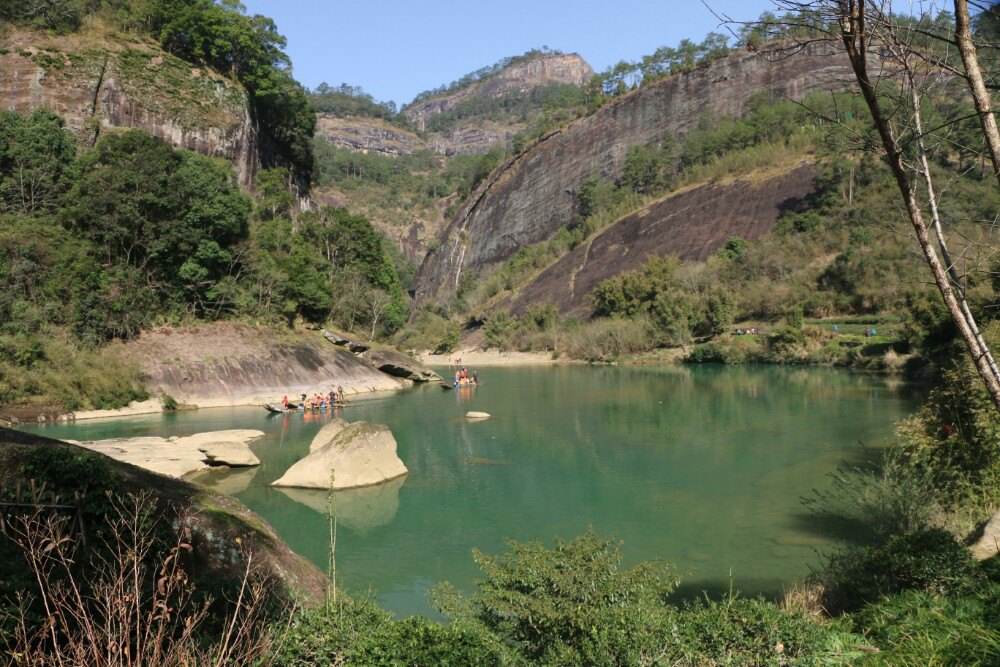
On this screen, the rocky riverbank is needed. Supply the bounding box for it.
[71,429,265,478]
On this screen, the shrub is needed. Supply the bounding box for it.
[853,585,1000,665]
[896,328,1000,512]
[483,311,517,350]
[672,597,860,665]
[438,532,679,665]
[767,326,806,356]
[276,596,513,666]
[819,528,983,613]
[561,317,655,361]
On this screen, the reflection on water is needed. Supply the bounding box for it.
[276,476,406,533]
[26,365,919,617]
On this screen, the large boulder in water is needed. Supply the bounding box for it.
[271,421,408,490]
[309,419,349,452]
[366,349,442,383]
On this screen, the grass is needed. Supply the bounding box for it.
[0,332,148,415]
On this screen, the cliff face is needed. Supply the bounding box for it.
[315,114,425,156]
[119,323,406,407]
[403,53,594,132]
[509,163,818,316]
[315,113,517,157]
[1,28,258,186]
[413,44,857,305]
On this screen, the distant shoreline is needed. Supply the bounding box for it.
[417,349,566,367]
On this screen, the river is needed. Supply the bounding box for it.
[26,364,918,617]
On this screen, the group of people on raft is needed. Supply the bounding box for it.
[453,367,479,387]
[281,386,347,411]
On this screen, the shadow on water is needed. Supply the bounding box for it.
[788,443,894,547]
[669,577,789,604]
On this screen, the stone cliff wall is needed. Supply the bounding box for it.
[413,44,857,304]
[1,28,258,186]
[118,323,405,407]
[403,53,593,131]
[315,114,425,156]
[508,163,818,316]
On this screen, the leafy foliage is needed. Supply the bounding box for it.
[3,0,315,181]
[309,82,403,123]
[820,529,984,613]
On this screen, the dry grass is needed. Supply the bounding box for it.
[2,492,282,667]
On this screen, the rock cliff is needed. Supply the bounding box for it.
[315,114,425,156]
[413,44,857,305]
[114,323,406,408]
[509,163,818,316]
[403,53,594,131]
[1,27,258,186]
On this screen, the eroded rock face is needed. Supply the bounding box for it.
[403,53,594,131]
[272,422,408,490]
[315,114,425,156]
[75,430,264,478]
[414,44,857,304]
[1,28,258,186]
[119,323,405,408]
[509,163,818,315]
[366,349,442,383]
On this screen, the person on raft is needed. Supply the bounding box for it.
[281,395,290,409]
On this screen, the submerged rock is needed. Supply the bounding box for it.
[76,430,263,478]
[366,349,442,383]
[271,421,408,490]
[276,476,406,532]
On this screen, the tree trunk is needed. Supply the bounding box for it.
[955,0,1000,188]
[838,0,1000,411]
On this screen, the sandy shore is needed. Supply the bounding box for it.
[417,349,563,367]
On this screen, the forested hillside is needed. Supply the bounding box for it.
[0,1,408,414]
[1,0,315,184]
[3,2,1000,665]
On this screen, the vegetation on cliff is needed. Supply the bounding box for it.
[2,0,315,182]
[404,77,998,371]
[407,47,573,106]
[0,111,406,413]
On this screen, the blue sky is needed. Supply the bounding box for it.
[242,0,776,106]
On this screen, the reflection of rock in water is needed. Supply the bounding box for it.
[276,476,405,532]
[188,466,259,496]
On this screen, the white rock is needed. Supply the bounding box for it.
[309,419,349,453]
[465,411,491,420]
[271,422,407,490]
[76,430,264,478]
[971,511,1000,561]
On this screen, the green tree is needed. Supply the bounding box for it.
[63,131,250,311]
[620,143,671,194]
[0,110,77,214]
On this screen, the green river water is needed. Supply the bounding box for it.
[27,365,918,617]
